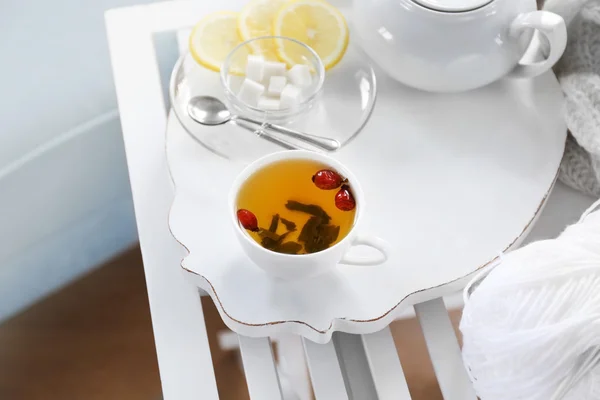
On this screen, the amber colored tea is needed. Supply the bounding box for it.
[236,159,357,254]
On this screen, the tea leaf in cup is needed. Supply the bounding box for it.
[274,241,302,254]
[268,214,280,233]
[280,218,297,231]
[261,230,292,252]
[319,224,340,245]
[298,216,322,243]
[258,228,280,241]
[261,236,278,250]
[304,234,329,254]
[278,231,291,242]
[285,200,331,224]
[298,215,341,254]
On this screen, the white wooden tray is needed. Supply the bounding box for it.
[167,59,565,342]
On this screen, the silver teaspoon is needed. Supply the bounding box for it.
[187,96,340,152]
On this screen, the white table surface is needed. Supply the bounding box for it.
[105,0,595,398]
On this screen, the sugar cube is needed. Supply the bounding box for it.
[258,96,280,111]
[268,76,287,96]
[262,61,287,84]
[246,55,265,82]
[238,78,265,107]
[280,84,302,109]
[287,64,312,88]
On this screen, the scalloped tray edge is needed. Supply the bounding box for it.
[168,173,557,343]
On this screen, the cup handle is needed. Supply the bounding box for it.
[507,11,567,79]
[339,234,390,266]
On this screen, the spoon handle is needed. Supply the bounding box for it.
[264,122,340,151]
[236,116,340,152]
[232,119,297,150]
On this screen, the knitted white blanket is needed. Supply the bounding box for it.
[545,0,600,196]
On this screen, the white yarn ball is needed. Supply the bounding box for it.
[460,206,600,400]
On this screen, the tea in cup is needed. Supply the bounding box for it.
[229,150,389,280]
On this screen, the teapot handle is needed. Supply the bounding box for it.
[507,11,567,79]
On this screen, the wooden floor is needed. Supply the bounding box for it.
[0,246,462,400]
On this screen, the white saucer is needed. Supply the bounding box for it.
[167,61,565,343]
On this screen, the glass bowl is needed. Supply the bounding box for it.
[169,40,377,163]
[220,36,325,123]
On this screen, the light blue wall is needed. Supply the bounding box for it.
[0,0,175,320]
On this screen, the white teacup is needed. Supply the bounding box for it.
[229,150,389,280]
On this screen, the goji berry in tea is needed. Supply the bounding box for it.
[312,169,344,190]
[335,185,356,211]
[237,209,259,231]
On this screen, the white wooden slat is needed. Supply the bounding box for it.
[105,7,219,400]
[303,338,349,400]
[239,336,284,400]
[275,334,312,400]
[414,298,477,400]
[362,327,412,399]
[334,333,379,400]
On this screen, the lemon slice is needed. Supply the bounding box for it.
[273,0,349,70]
[189,11,244,72]
[238,0,288,60]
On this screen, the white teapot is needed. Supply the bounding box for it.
[352,0,567,92]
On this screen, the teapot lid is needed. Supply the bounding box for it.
[412,0,492,12]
